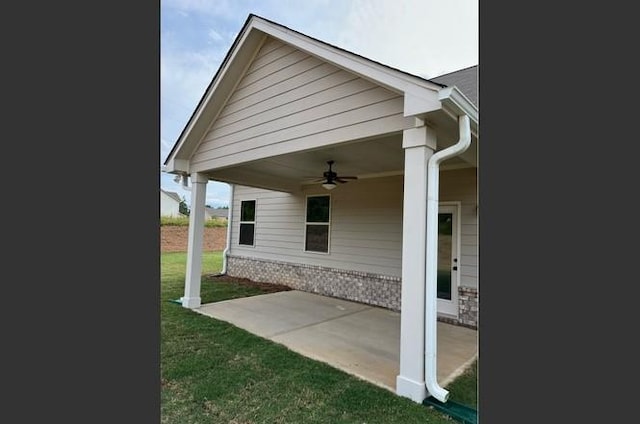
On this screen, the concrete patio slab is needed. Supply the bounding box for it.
[195,290,477,393]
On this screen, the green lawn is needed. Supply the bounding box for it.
[161,251,477,423]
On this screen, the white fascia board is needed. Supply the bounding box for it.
[438,86,479,135]
[164,158,190,174]
[403,90,443,117]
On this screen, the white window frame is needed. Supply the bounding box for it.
[238,199,256,247]
[303,194,331,254]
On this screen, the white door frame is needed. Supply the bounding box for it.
[437,201,461,318]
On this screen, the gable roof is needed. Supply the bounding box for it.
[431,65,478,107]
[164,14,478,172]
[160,189,181,203]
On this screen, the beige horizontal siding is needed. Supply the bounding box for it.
[440,168,478,288]
[251,37,287,60]
[229,56,324,106]
[212,70,353,129]
[230,176,404,276]
[229,168,478,288]
[190,36,411,171]
[200,89,399,153]
[235,49,309,92]
[208,77,377,141]
[193,98,404,164]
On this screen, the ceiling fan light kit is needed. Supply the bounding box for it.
[313,160,357,190]
[322,182,337,190]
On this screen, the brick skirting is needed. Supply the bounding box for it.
[457,286,479,329]
[227,255,478,328]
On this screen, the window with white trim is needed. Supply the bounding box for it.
[238,200,256,246]
[304,195,330,253]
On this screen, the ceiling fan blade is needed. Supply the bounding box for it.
[338,176,358,180]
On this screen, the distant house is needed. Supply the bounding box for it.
[160,189,184,217]
[204,207,229,221]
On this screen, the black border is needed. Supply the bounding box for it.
[3,2,160,421]
[479,2,638,421]
[8,1,634,421]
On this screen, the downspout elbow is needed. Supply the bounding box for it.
[429,115,471,168]
[425,374,450,402]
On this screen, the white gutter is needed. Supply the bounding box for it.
[221,184,235,274]
[424,113,472,402]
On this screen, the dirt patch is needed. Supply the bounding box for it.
[161,226,227,253]
[203,274,292,293]
[161,225,291,293]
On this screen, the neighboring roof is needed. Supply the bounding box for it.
[430,65,478,107]
[205,207,229,218]
[160,189,182,203]
[165,14,478,169]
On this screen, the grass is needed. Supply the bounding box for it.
[161,251,477,423]
[446,359,478,408]
[161,216,228,228]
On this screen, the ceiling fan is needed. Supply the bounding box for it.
[307,160,357,190]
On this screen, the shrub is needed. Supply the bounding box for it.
[160,216,227,228]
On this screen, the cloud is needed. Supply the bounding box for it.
[160,31,231,160]
[206,182,231,207]
[162,0,239,19]
[160,46,222,106]
[336,0,478,78]
[160,138,173,163]
[208,28,223,42]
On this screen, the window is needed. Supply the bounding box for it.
[239,200,256,246]
[304,195,330,253]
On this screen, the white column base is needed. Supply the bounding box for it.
[396,375,427,403]
[181,296,201,309]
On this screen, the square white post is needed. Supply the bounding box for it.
[182,172,208,308]
[396,123,436,402]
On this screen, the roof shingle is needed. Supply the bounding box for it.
[430,65,478,107]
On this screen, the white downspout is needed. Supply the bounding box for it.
[221,184,234,274]
[425,114,472,402]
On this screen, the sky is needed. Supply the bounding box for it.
[160,0,478,208]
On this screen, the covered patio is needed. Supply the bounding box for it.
[164,15,479,403]
[195,290,477,392]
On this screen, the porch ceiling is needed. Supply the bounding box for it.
[203,120,477,193]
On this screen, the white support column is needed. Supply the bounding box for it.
[182,172,208,309]
[396,122,436,402]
